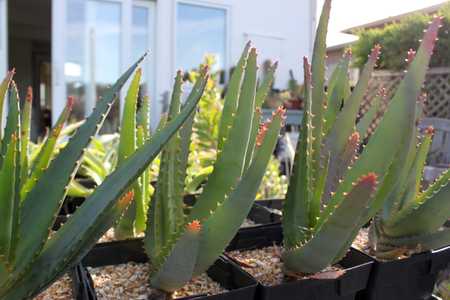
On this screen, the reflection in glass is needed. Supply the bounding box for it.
[65,0,121,132]
[176,3,226,73]
[132,5,154,114]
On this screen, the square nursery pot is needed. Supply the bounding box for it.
[226,225,374,300]
[356,245,450,300]
[82,238,258,300]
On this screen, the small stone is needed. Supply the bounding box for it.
[34,275,73,300]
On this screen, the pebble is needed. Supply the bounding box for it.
[34,275,73,300]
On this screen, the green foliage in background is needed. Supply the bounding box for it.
[185,56,287,199]
[352,3,450,70]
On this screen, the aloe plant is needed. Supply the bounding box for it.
[281,0,442,274]
[143,45,283,296]
[0,55,207,299]
[369,117,450,260]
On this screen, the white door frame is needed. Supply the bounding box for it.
[51,0,67,124]
[174,0,231,80]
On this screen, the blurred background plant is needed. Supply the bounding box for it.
[185,55,287,199]
[352,3,450,70]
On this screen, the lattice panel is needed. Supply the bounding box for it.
[358,68,450,137]
[424,70,450,118]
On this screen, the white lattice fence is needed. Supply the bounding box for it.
[358,68,450,136]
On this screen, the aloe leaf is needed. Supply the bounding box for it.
[283,57,314,247]
[310,153,329,227]
[0,134,18,261]
[149,222,201,292]
[380,227,450,252]
[384,169,450,237]
[398,127,434,210]
[19,87,32,185]
[67,180,93,198]
[321,46,380,206]
[0,85,21,266]
[192,108,284,276]
[114,68,142,237]
[189,48,258,221]
[322,132,360,206]
[310,0,331,186]
[14,54,147,274]
[20,97,74,201]
[134,126,147,232]
[217,42,251,151]
[0,84,20,163]
[147,71,186,254]
[117,68,141,164]
[324,49,351,133]
[245,61,278,168]
[0,70,15,140]
[59,120,84,137]
[318,17,442,228]
[185,166,213,193]
[146,69,208,260]
[1,68,206,299]
[283,173,378,274]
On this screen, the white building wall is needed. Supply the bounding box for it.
[48,0,316,129]
[152,0,317,129]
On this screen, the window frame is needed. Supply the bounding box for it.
[52,0,156,125]
[173,0,231,82]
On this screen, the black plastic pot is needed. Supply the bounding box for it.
[247,204,281,226]
[69,264,97,300]
[356,245,450,300]
[82,239,258,300]
[225,225,374,300]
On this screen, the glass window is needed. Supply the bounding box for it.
[176,3,226,73]
[132,5,155,107]
[65,0,121,132]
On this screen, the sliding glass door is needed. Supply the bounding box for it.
[52,0,155,131]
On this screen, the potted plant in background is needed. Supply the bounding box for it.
[0,53,207,299]
[226,1,445,299]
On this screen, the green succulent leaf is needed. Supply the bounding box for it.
[283,173,377,274]
[283,57,314,247]
[20,98,73,201]
[1,61,206,300]
[189,48,258,221]
[14,54,147,275]
[217,42,251,152]
[192,109,283,276]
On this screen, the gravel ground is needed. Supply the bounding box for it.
[227,245,344,286]
[89,262,227,299]
[34,275,73,300]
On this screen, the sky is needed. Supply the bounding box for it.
[326,0,449,46]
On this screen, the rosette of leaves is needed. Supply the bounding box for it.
[281,0,443,274]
